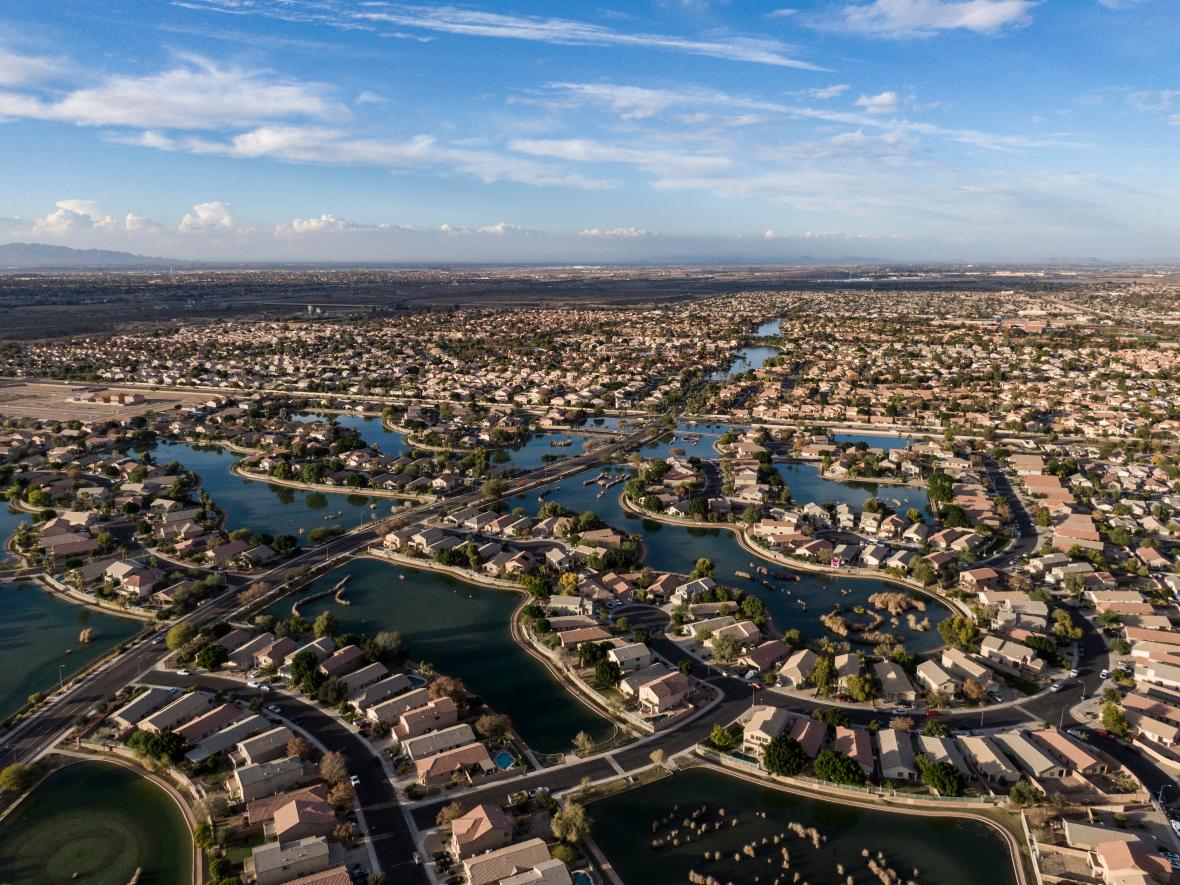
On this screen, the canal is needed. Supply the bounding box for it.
[269,557,613,754]
[0,582,139,721]
[591,768,1017,885]
[0,759,192,885]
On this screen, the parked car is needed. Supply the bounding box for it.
[176,669,190,676]
[1049,682,1063,693]
[266,704,282,714]
[1100,669,1111,679]
[350,774,361,787]
[1068,668,1079,678]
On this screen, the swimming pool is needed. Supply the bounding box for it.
[494,751,516,770]
[572,871,594,885]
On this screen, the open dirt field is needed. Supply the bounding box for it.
[0,381,212,421]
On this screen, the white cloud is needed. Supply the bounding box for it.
[180,201,234,232]
[536,81,1076,153]
[119,125,609,190]
[477,222,524,235]
[855,91,899,113]
[184,1,826,70]
[819,0,1035,38]
[277,214,355,235]
[793,83,851,100]
[29,199,154,235]
[355,90,386,105]
[579,227,652,238]
[509,137,730,176]
[0,55,342,129]
[1097,0,1149,8]
[0,46,58,86]
[1126,89,1179,112]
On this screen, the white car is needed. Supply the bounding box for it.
[742,669,759,681]
[176,668,190,676]
[246,680,260,688]
[1069,669,1079,678]
[266,704,282,714]
[1049,682,1063,693]
[1100,669,1111,679]
[349,774,361,787]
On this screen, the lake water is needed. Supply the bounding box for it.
[711,345,780,380]
[834,432,916,451]
[313,412,409,457]
[778,463,932,519]
[0,582,139,721]
[268,558,612,754]
[512,467,948,652]
[500,432,589,470]
[0,504,30,564]
[755,316,784,337]
[151,442,385,539]
[0,760,192,885]
[591,768,1017,885]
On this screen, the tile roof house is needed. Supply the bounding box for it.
[415,742,496,788]
[450,803,514,859]
[463,837,553,885]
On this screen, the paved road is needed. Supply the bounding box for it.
[152,671,429,885]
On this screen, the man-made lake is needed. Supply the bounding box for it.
[0,505,29,565]
[152,442,385,539]
[308,412,409,458]
[778,463,932,519]
[592,768,1017,885]
[711,345,780,380]
[0,582,139,721]
[755,316,784,337]
[833,432,919,451]
[501,433,589,471]
[0,760,193,885]
[514,467,948,652]
[269,558,612,754]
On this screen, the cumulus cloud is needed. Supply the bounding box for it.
[477,222,525,235]
[818,0,1035,38]
[277,214,357,235]
[180,201,234,232]
[579,227,652,238]
[29,199,156,235]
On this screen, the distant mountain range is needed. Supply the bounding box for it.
[0,242,178,269]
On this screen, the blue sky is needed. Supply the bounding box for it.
[0,0,1177,262]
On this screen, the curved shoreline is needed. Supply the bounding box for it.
[618,491,967,612]
[359,551,623,752]
[229,463,433,502]
[691,760,1031,885]
[0,754,201,885]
